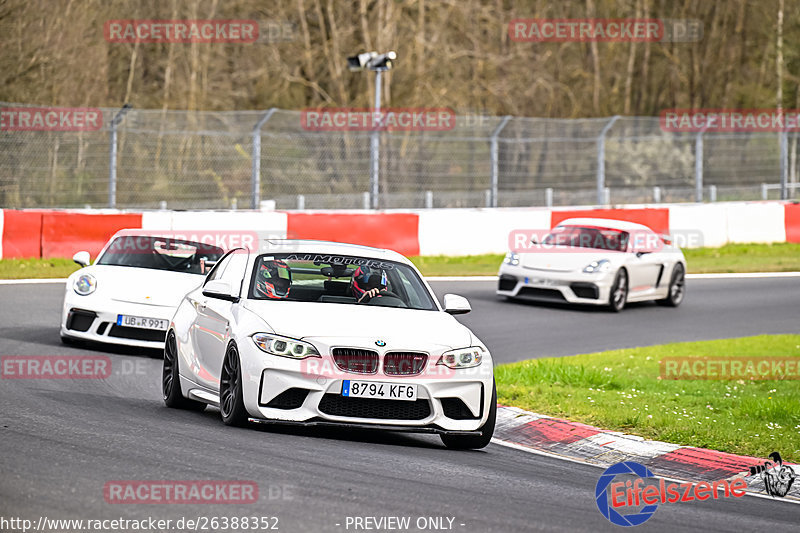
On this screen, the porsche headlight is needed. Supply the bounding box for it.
[583,259,611,273]
[73,273,97,295]
[504,252,520,266]
[438,346,484,369]
[252,333,320,359]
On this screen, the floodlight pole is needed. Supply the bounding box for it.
[370,70,383,210]
[108,103,132,208]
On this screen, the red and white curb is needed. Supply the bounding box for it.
[493,405,799,503]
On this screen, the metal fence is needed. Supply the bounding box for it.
[1,103,797,210]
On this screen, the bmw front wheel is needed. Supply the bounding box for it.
[220,342,249,427]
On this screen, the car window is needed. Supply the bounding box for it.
[248,253,437,311]
[97,236,224,274]
[543,225,629,252]
[204,252,234,285]
[220,251,249,295]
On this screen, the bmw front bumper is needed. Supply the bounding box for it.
[233,340,495,433]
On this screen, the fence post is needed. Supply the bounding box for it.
[425,190,433,209]
[545,187,553,207]
[653,186,661,203]
[596,115,621,205]
[251,108,277,209]
[709,185,717,202]
[695,130,705,203]
[761,183,769,200]
[108,104,132,208]
[489,116,512,208]
[297,194,305,210]
[362,192,370,210]
[780,130,788,200]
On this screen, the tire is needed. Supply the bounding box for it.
[440,381,497,450]
[162,330,206,411]
[608,268,628,312]
[220,342,249,427]
[658,263,686,307]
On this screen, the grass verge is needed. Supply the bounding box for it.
[1,242,799,279]
[409,242,800,276]
[0,258,80,279]
[495,335,800,461]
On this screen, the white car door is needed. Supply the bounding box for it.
[626,235,666,295]
[194,251,249,389]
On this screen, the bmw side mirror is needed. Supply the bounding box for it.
[73,251,90,267]
[443,293,471,315]
[202,280,240,302]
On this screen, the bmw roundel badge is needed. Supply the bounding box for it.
[375,340,386,347]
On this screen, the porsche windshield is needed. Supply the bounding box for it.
[97,236,224,274]
[249,253,437,310]
[543,225,629,252]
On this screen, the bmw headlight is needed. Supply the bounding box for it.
[504,252,520,266]
[438,346,484,369]
[583,259,611,273]
[73,273,97,295]
[252,333,320,359]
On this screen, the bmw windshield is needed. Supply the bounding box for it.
[249,253,437,310]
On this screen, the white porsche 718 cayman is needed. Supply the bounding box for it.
[497,218,686,311]
[163,240,496,449]
[61,230,225,348]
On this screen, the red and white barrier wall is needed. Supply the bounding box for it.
[1,202,799,259]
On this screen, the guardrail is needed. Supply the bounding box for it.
[2,201,798,260]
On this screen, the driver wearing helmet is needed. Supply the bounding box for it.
[350,265,389,303]
[255,259,292,299]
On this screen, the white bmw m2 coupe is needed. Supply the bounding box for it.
[163,240,496,449]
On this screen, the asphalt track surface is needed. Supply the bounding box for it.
[1,280,798,532]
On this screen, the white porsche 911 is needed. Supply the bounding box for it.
[163,240,496,449]
[497,218,686,311]
[61,230,225,348]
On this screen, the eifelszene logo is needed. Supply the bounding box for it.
[595,461,748,526]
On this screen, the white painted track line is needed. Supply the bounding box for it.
[427,272,800,282]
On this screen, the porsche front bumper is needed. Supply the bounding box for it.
[496,263,616,305]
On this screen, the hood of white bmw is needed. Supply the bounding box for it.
[243,300,475,352]
[519,247,626,272]
[70,265,204,307]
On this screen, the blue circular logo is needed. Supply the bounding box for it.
[595,461,658,527]
[375,340,386,347]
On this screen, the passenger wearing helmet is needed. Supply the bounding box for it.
[350,265,389,303]
[256,259,292,299]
